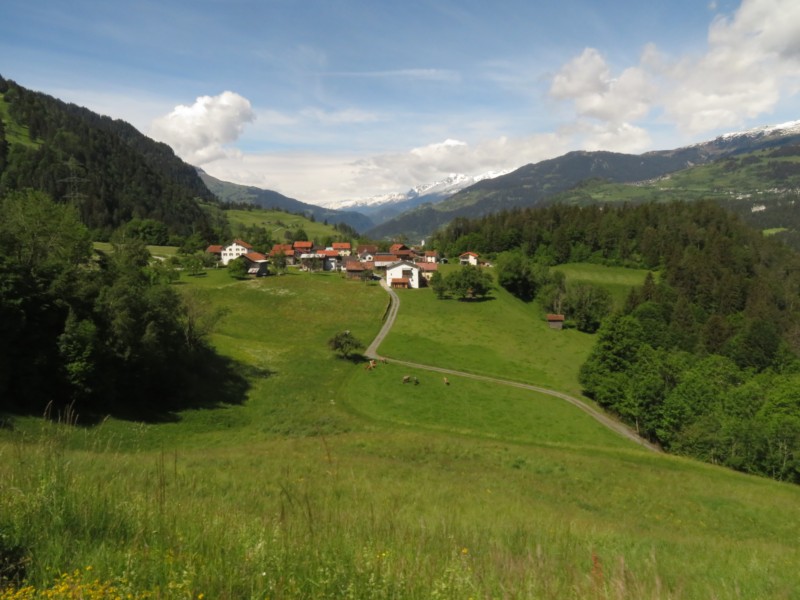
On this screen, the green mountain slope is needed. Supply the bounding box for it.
[547,144,800,248]
[199,168,374,233]
[368,125,800,240]
[0,75,216,240]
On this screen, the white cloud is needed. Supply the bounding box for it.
[149,91,256,164]
[200,133,568,206]
[661,0,800,133]
[550,0,800,139]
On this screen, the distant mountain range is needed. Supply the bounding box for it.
[365,120,800,240]
[321,171,509,226]
[3,74,800,245]
[197,169,375,232]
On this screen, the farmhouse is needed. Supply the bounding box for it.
[459,251,480,266]
[220,239,253,265]
[423,250,439,263]
[386,261,422,289]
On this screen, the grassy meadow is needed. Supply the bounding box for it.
[225,208,343,243]
[2,265,800,599]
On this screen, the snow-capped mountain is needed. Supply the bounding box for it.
[322,170,509,224]
[717,119,800,141]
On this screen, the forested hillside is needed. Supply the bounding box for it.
[545,144,800,249]
[0,190,245,420]
[433,201,800,482]
[0,76,217,242]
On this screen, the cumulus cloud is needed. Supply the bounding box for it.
[550,48,655,125]
[661,0,800,133]
[149,91,255,164]
[550,0,800,139]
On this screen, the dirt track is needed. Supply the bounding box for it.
[365,279,661,453]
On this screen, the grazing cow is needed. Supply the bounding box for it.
[413,376,419,385]
[365,359,376,371]
[443,377,449,385]
[402,375,411,384]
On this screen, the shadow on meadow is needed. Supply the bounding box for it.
[104,349,271,424]
[0,350,270,426]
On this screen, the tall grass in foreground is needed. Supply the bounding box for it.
[2,271,800,599]
[2,415,799,599]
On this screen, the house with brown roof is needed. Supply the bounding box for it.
[356,244,378,256]
[373,253,400,269]
[546,314,565,330]
[243,252,270,276]
[390,243,415,260]
[220,239,253,265]
[416,261,439,283]
[344,259,374,280]
[459,251,480,266]
[422,250,439,263]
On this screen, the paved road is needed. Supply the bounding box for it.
[365,279,661,453]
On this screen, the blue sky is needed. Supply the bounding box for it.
[2,0,799,205]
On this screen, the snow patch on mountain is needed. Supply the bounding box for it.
[717,120,800,141]
[324,170,510,210]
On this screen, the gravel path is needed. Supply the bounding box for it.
[364,279,661,453]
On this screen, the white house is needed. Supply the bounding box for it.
[459,251,480,266]
[220,239,253,265]
[386,261,422,289]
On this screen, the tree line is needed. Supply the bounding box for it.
[0,190,247,421]
[432,200,800,482]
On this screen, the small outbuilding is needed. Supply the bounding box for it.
[546,314,565,330]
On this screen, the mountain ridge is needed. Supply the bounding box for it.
[366,121,800,240]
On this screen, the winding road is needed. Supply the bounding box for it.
[365,279,661,453]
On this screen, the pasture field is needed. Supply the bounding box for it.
[2,266,800,599]
[555,263,652,309]
[225,208,342,242]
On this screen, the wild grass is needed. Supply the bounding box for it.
[377,277,596,397]
[2,267,800,598]
[224,208,343,243]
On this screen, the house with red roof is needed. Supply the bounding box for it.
[331,242,352,256]
[546,314,565,330]
[459,251,480,266]
[269,244,296,265]
[293,240,314,253]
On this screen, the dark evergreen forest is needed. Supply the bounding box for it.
[0,190,248,421]
[0,76,217,242]
[433,201,800,483]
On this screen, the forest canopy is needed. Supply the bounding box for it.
[0,189,246,421]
